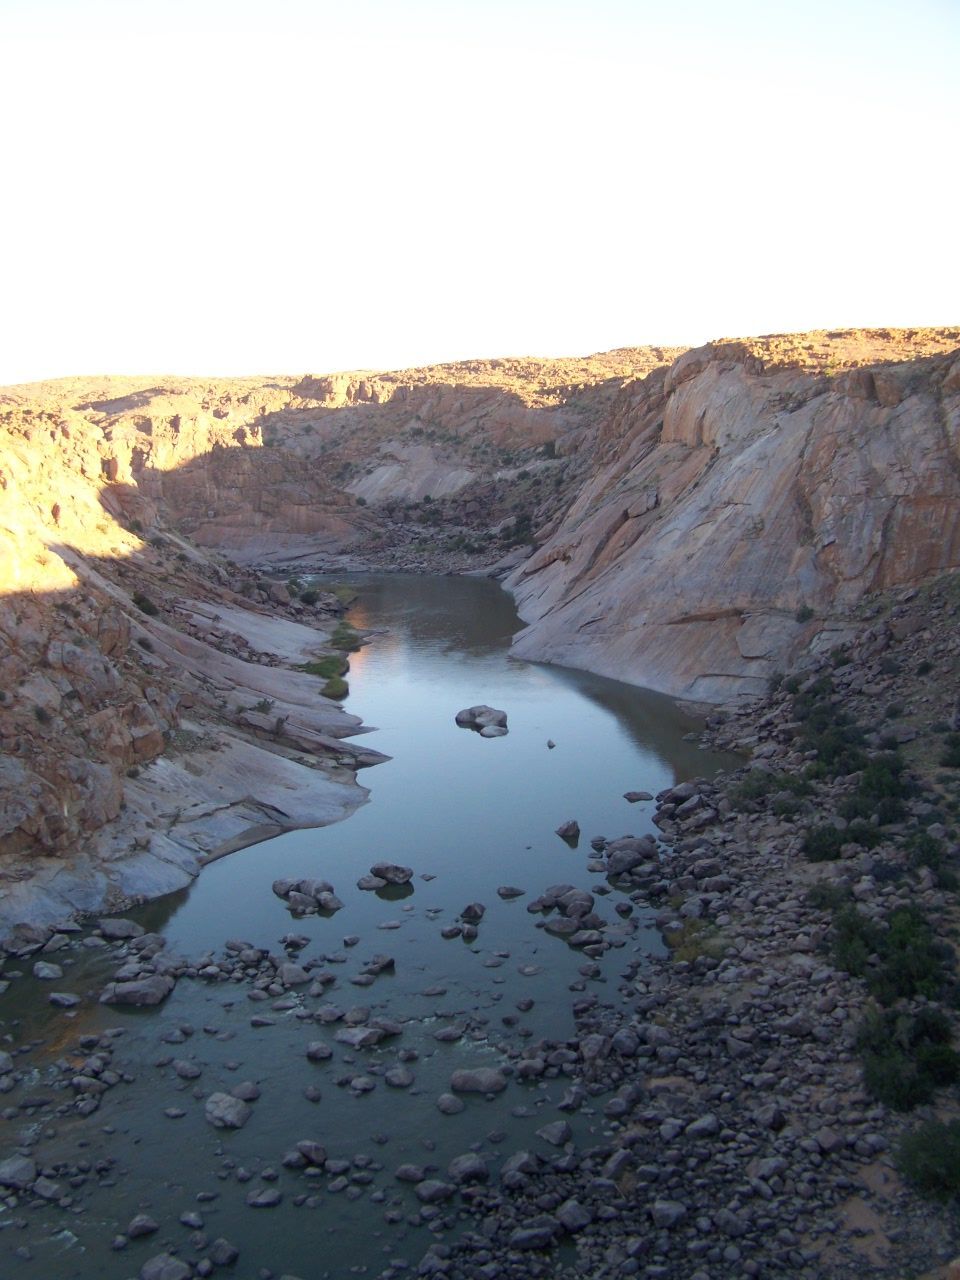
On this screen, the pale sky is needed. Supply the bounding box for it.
[1,0,957,384]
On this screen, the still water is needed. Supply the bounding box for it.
[0,574,738,1280]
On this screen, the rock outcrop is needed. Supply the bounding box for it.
[507,329,960,700]
[0,397,388,939]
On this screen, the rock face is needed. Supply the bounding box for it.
[506,329,960,700]
[0,385,392,942]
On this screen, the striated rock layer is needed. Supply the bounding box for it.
[506,329,960,700]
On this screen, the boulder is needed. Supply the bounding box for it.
[204,1091,251,1129]
[140,1255,193,1280]
[100,975,175,1006]
[98,917,145,940]
[450,1067,507,1094]
[455,705,508,733]
[369,861,414,885]
[0,1155,36,1189]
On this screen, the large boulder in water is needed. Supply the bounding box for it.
[455,705,508,735]
[99,975,175,1006]
[369,861,414,885]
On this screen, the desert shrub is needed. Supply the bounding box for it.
[917,660,933,676]
[940,733,960,768]
[907,832,958,889]
[805,882,853,912]
[830,905,880,975]
[829,903,950,1003]
[321,675,349,700]
[871,908,952,1005]
[898,1121,960,1199]
[845,820,882,849]
[858,1007,959,1110]
[733,770,812,808]
[299,589,319,606]
[132,591,159,616]
[837,753,910,825]
[804,825,848,861]
[730,771,778,803]
[790,682,868,775]
[795,604,814,623]
[33,705,51,724]
[771,795,803,819]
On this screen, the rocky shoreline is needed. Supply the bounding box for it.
[1,573,959,1278]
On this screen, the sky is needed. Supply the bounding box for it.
[0,0,957,383]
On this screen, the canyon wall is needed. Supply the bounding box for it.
[0,395,387,938]
[507,330,960,699]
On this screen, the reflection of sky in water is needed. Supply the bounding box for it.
[158,573,738,951]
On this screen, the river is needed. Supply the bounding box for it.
[0,573,739,1280]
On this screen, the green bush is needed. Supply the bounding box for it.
[329,622,361,652]
[132,591,159,616]
[917,660,933,676]
[771,795,803,819]
[907,832,959,889]
[299,589,319,606]
[298,655,348,680]
[321,675,349,700]
[870,908,953,1005]
[831,905,880,975]
[804,825,848,861]
[830,903,952,1003]
[940,733,960,768]
[858,1006,959,1110]
[898,1120,960,1199]
[806,882,853,912]
[795,604,814,623]
[845,820,882,849]
[790,681,867,776]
